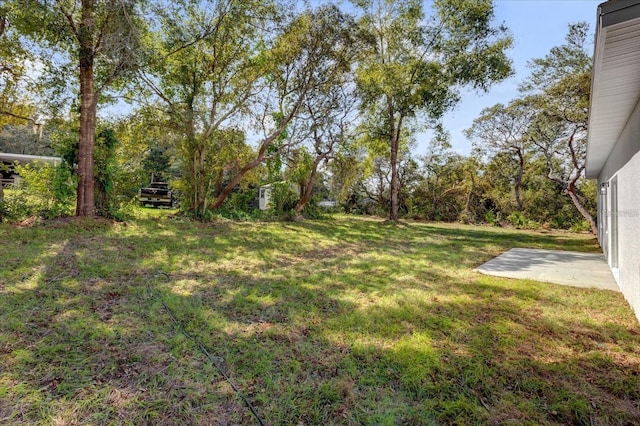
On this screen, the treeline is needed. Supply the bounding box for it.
[0,1,595,230]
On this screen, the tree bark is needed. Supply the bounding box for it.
[209,153,265,210]
[196,147,205,209]
[464,169,476,217]
[566,129,596,234]
[294,155,325,218]
[566,182,597,235]
[208,127,285,210]
[388,100,399,221]
[75,1,97,217]
[207,82,308,211]
[514,150,524,212]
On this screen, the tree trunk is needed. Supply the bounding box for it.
[190,149,198,209]
[207,93,306,211]
[209,154,265,210]
[464,180,475,215]
[294,155,324,218]
[76,4,97,217]
[388,101,399,221]
[184,102,203,211]
[389,142,399,220]
[566,183,597,235]
[514,151,524,212]
[0,180,4,220]
[196,147,205,209]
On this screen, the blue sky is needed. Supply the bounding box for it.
[417,0,602,155]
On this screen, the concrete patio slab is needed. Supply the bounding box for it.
[475,248,619,292]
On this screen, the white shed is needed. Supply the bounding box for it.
[259,184,273,210]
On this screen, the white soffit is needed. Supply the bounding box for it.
[586,7,640,178]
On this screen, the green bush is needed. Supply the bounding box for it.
[459,210,475,224]
[483,210,502,227]
[570,219,592,233]
[507,211,540,230]
[507,211,526,228]
[269,182,299,213]
[216,189,264,221]
[0,196,8,222]
[550,214,570,229]
[180,182,328,222]
[4,162,76,221]
[298,196,326,220]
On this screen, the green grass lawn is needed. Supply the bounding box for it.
[1,214,638,425]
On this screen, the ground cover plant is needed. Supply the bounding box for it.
[1,214,639,425]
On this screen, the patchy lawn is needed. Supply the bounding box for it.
[1,214,638,425]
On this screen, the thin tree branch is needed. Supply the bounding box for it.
[54,0,79,39]
[0,110,40,124]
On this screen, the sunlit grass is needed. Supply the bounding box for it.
[127,204,180,220]
[0,214,638,424]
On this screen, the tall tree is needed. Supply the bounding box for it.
[416,138,478,222]
[138,0,275,214]
[209,5,359,211]
[354,0,512,221]
[0,7,38,127]
[328,145,366,210]
[142,2,359,215]
[522,22,596,234]
[0,124,54,156]
[291,84,358,219]
[465,101,532,212]
[7,0,144,216]
[142,147,171,183]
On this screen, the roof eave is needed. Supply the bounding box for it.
[585,4,606,179]
[586,0,640,179]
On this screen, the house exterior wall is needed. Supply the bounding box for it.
[597,97,640,321]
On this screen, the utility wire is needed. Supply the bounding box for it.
[151,272,267,426]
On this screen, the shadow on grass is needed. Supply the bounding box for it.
[294,217,600,250]
[1,223,251,424]
[0,216,637,425]
[328,286,640,424]
[157,265,640,425]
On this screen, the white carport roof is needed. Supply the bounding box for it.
[0,152,62,166]
[586,0,640,178]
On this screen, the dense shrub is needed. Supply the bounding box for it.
[3,162,76,221]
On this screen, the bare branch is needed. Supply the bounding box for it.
[0,110,40,125]
[54,0,79,39]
